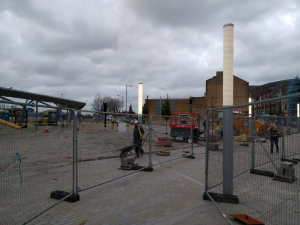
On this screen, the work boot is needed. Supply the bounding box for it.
[271,148,273,154]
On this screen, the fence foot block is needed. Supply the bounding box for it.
[203,192,239,204]
[142,167,153,172]
[281,158,298,164]
[182,154,195,159]
[240,143,249,146]
[50,190,80,202]
[250,169,274,177]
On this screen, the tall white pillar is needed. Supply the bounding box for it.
[297,103,299,133]
[249,98,252,117]
[223,24,234,106]
[138,83,143,125]
[223,23,234,196]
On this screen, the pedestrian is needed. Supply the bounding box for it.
[203,118,206,130]
[267,123,281,154]
[111,117,115,129]
[133,120,144,157]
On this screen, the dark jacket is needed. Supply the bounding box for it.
[133,126,144,140]
[270,127,280,137]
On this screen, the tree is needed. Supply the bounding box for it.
[92,93,104,112]
[142,102,149,125]
[91,93,122,113]
[142,102,149,115]
[161,94,172,134]
[128,104,134,114]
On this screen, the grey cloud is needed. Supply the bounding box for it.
[1,1,300,112]
[126,0,286,30]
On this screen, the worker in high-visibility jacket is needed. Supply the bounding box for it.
[133,120,145,157]
[111,117,115,129]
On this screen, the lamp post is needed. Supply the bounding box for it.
[117,95,123,112]
[126,85,132,113]
[61,94,63,98]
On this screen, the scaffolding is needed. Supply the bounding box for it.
[287,76,300,116]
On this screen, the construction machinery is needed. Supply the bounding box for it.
[169,113,202,143]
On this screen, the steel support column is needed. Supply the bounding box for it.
[148,116,153,168]
[72,110,78,194]
[223,108,233,195]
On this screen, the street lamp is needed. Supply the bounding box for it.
[117,95,123,112]
[126,85,132,113]
[61,94,63,98]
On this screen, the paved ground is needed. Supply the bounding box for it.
[1,120,300,225]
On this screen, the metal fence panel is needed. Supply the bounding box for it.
[205,103,300,225]
[0,104,73,224]
[75,112,152,192]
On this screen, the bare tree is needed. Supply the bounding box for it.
[92,94,121,113]
[92,93,104,112]
[109,98,122,113]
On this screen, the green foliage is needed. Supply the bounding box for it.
[142,103,149,115]
[128,104,134,114]
[161,95,171,121]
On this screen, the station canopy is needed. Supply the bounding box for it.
[0,87,85,110]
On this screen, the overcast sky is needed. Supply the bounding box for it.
[1,0,299,112]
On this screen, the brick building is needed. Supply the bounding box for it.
[251,84,289,116]
[145,98,189,122]
[190,71,249,117]
[145,71,250,120]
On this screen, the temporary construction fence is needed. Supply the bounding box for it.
[0,103,74,225]
[204,97,300,224]
[1,105,207,224]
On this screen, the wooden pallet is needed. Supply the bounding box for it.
[156,151,170,156]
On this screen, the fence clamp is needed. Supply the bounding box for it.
[14,153,23,188]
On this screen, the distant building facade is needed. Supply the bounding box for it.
[190,71,249,117]
[145,71,249,120]
[252,85,288,116]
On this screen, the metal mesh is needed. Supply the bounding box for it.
[0,104,72,224]
[205,106,300,225]
[74,112,152,192]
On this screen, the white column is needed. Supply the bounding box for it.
[138,83,143,124]
[249,98,252,117]
[223,24,234,106]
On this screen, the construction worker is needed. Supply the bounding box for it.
[111,117,115,129]
[133,120,144,157]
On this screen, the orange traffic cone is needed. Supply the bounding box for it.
[45,124,49,133]
[77,122,79,131]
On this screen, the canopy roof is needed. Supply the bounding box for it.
[0,87,85,109]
